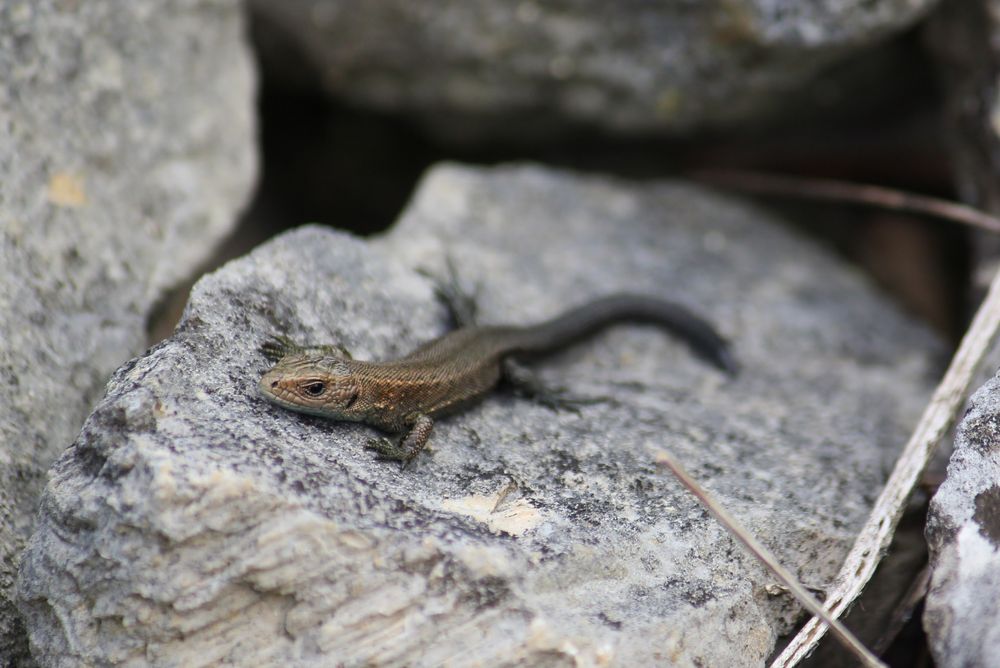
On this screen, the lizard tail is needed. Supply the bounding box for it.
[509,294,738,376]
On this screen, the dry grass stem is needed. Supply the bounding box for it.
[653,450,887,668]
[771,265,1000,667]
[692,169,1000,233]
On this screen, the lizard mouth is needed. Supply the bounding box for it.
[259,378,318,414]
[258,372,295,406]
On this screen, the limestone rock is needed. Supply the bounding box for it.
[925,371,1000,667]
[0,0,257,662]
[251,0,937,135]
[18,165,939,666]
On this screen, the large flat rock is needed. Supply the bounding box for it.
[17,165,938,666]
[925,371,1000,667]
[251,0,937,135]
[0,0,256,662]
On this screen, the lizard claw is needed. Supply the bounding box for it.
[366,437,406,460]
[366,437,422,469]
[531,389,605,414]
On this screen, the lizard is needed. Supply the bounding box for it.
[258,272,736,468]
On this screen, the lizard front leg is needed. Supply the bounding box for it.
[261,335,353,362]
[366,412,435,468]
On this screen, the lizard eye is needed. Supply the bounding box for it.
[303,381,326,397]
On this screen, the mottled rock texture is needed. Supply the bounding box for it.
[251,0,937,135]
[17,165,938,666]
[925,371,1000,667]
[0,0,256,663]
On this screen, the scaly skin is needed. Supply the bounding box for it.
[259,294,736,467]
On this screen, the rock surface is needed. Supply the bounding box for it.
[17,165,939,666]
[925,372,1000,667]
[924,8,1000,660]
[251,0,936,135]
[0,0,256,663]
[926,0,1000,284]
[926,0,1000,216]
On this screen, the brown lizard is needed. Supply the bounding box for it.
[259,279,735,467]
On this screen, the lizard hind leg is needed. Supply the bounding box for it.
[502,358,607,414]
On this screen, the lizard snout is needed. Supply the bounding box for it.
[258,369,282,398]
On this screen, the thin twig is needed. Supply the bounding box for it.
[652,450,887,668]
[691,169,1000,233]
[771,264,1000,667]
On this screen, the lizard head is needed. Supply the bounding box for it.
[259,356,361,420]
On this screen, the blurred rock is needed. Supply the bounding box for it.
[16,165,940,666]
[925,371,1000,667]
[925,19,1000,660]
[926,0,1000,215]
[0,0,257,662]
[251,0,937,137]
[926,0,1000,295]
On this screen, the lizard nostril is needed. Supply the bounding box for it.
[271,381,278,389]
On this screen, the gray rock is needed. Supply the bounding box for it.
[924,8,1000,662]
[251,0,937,135]
[17,165,939,666]
[926,0,1000,216]
[0,0,256,663]
[925,0,1000,289]
[925,372,1000,667]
